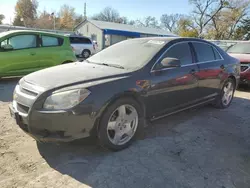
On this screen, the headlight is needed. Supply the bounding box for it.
[43,88,91,110]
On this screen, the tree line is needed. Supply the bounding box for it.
[1,0,250,40]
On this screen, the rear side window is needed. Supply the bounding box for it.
[70,37,92,44]
[212,47,222,60]
[9,35,37,50]
[192,42,215,62]
[41,35,63,47]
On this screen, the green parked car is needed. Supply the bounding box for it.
[0,30,77,78]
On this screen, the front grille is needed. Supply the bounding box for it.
[13,80,43,115]
[241,66,249,72]
[240,63,250,72]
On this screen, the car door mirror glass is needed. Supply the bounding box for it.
[2,44,14,51]
[160,57,181,68]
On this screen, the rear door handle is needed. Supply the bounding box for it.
[220,64,225,70]
[30,52,36,56]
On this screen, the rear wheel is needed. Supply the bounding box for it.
[98,98,143,151]
[82,50,90,58]
[62,61,73,64]
[213,78,235,109]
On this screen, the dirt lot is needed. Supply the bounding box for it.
[0,78,250,188]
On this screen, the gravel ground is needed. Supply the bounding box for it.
[0,78,250,188]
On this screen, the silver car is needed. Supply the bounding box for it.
[69,35,95,58]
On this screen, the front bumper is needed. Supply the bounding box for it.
[9,102,97,143]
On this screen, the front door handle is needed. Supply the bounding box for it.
[30,52,36,56]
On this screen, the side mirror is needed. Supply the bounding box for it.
[160,57,181,68]
[2,44,13,51]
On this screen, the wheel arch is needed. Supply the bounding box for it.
[82,49,91,54]
[90,91,146,137]
[228,75,237,86]
[219,74,237,90]
[62,60,74,64]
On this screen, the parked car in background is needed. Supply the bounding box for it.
[68,35,96,58]
[227,42,250,87]
[9,37,240,151]
[0,30,77,78]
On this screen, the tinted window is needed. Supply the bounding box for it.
[155,42,192,70]
[9,35,37,50]
[70,37,91,44]
[193,42,215,62]
[42,36,59,47]
[213,47,222,60]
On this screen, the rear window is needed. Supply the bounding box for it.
[41,35,64,47]
[70,37,92,44]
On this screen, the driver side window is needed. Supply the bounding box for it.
[154,42,193,70]
[0,39,7,47]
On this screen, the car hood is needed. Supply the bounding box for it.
[24,62,130,89]
[228,53,250,63]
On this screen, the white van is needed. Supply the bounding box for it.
[69,35,96,58]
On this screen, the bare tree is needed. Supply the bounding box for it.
[209,0,250,39]
[160,14,183,33]
[136,16,159,28]
[189,0,230,36]
[0,14,5,24]
[92,7,120,22]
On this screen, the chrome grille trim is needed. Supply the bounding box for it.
[240,64,250,73]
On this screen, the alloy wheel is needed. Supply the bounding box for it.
[83,51,90,58]
[107,104,138,146]
[222,81,234,106]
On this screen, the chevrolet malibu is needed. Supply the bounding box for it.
[9,37,240,151]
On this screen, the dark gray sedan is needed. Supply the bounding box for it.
[9,37,240,151]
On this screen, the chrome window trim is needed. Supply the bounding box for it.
[192,41,224,62]
[150,41,191,73]
[150,40,224,73]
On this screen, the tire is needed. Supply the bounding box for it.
[62,61,73,64]
[213,78,236,109]
[97,98,143,151]
[82,50,90,58]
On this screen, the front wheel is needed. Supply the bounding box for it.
[213,78,236,109]
[97,98,143,151]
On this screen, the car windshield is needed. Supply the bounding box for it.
[227,42,250,54]
[87,38,167,70]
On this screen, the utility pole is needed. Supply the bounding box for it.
[84,2,87,19]
[50,12,55,30]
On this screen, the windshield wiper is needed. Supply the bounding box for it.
[84,60,124,69]
[101,63,125,69]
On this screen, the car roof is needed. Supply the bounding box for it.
[66,34,92,39]
[129,37,215,45]
[0,30,65,37]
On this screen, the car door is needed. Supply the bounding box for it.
[36,34,63,69]
[191,42,224,99]
[147,42,199,118]
[0,34,40,76]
